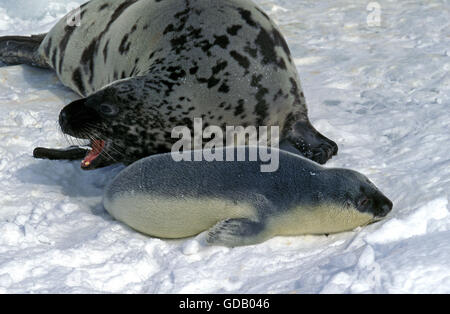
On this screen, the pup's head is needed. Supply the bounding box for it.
[327,168,393,221]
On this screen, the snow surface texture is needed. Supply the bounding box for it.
[0,0,449,293]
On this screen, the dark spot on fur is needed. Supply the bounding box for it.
[272,28,292,62]
[163,24,175,35]
[197,76,221,89]
[244,43,258,59]
[212,60,228,75]
[44,37,52,59]
[255,28,287,69]
[289,77,303,106]
[238,8,258,28]
[174,6,191,19]
[80,10,87,20]
[51,48,57,70]
[234,100,245,116]
[230,51,250,70]
[189,65,199,75]
[127,94,138,101]
[72,68,85,95]
[81,40,97,84]
[57,26,76,72]
[110,0,138,23]
[119,34,131,55]
[187,26,202,39]
[171,35,188,53]
[213,35,230,49]
[251,74,270,125]
[218,83,230,93]
[130,64,138,76]
[273,88,284,101]
[103,40,110,63]
[167,66,186,81]
[227,25,242,36]
[76,0,138,93]
[99,4,109,11]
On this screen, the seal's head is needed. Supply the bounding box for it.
[58,83,166,170]
[280,165,393,236]
[327,168,393,221]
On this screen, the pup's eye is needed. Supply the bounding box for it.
[359,197,370,208]
[99,103,118,116]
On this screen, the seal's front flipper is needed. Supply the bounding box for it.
[33,146,89,161]
[286,120,338,164]
[0,34,49,68]
[206,218,269,247]
[279,139,302,155]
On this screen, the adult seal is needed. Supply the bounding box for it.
[103,147,393,247]
[0,0,338,170]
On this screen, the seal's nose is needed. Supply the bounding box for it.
[375,197,393,218]
[58,98,100,137]
[380,204,392,217]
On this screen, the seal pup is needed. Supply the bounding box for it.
[103,147,393,247]
[0,0,338,170]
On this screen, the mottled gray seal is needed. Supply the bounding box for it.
[0,0,338,170]
[103,147,393,247]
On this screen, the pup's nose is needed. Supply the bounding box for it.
[380,204,392,217]
[376,198,393,218]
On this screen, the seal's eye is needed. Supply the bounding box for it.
[360,198,369,207]
[99,103,118,116]
[357,197,371,212]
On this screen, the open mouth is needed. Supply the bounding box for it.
[33,138,115,170]
[81,139,106,169]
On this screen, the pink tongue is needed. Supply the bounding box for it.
[81,140,105,167]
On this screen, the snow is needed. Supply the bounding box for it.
[0,0,449,294]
